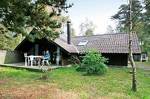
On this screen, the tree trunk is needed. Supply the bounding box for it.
[129,39,137,91]
[129,0,137,92]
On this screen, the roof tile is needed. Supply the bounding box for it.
[71,33,141,54]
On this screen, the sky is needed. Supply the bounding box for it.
[66,0,128,35]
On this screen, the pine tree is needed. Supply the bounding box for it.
[112,0,142,33]
[143,0,150,53]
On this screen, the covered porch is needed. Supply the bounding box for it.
[15,38,71,66]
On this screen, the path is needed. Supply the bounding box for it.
[135,62,150,71]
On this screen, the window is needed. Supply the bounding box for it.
[78,40,88,46]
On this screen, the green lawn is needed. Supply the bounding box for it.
[0,66,150,99]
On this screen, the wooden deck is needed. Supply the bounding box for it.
[0,63,66,71]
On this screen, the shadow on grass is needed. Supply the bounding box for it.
[75,67,107,76]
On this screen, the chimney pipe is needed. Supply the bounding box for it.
[67,21,71,44]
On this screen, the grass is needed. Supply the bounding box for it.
[0,66,150,99]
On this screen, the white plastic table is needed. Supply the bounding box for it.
[25,55,43,66]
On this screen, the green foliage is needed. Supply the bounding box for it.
[0,26,8,49]
[112,0,142,33]
[143,0,150,53]
[0,0,72,41]
[79,50,108,75]
[0,25,21,50]
[112,0,150,54]
[144,0,150,23]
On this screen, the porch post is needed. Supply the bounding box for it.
[140,54,142,62]
[35,44,39,55]
[56,47,60,66]
[24,53,27,66]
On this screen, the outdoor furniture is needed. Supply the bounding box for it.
[42,58,50,66]
[24,55,43,66]
[27,55,35,66]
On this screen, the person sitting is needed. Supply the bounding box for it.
[42,49,51,66]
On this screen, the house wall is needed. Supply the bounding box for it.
[62,54,81,65]
[0,50,24,64]
[76,53,128,66]
[61,56,70,65]
[102,53,128,66]
[133,54,141,61]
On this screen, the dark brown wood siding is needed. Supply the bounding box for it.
[76,53,128,66]
[102,53,128,66]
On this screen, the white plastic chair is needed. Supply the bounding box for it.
[42,56,50,66]
[28,56,35,66]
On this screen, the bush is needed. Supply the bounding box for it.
[79,50,108,75]
[76,65,86,72]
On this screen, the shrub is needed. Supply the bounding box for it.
[80,50,108,75]
[76,64,86,72]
